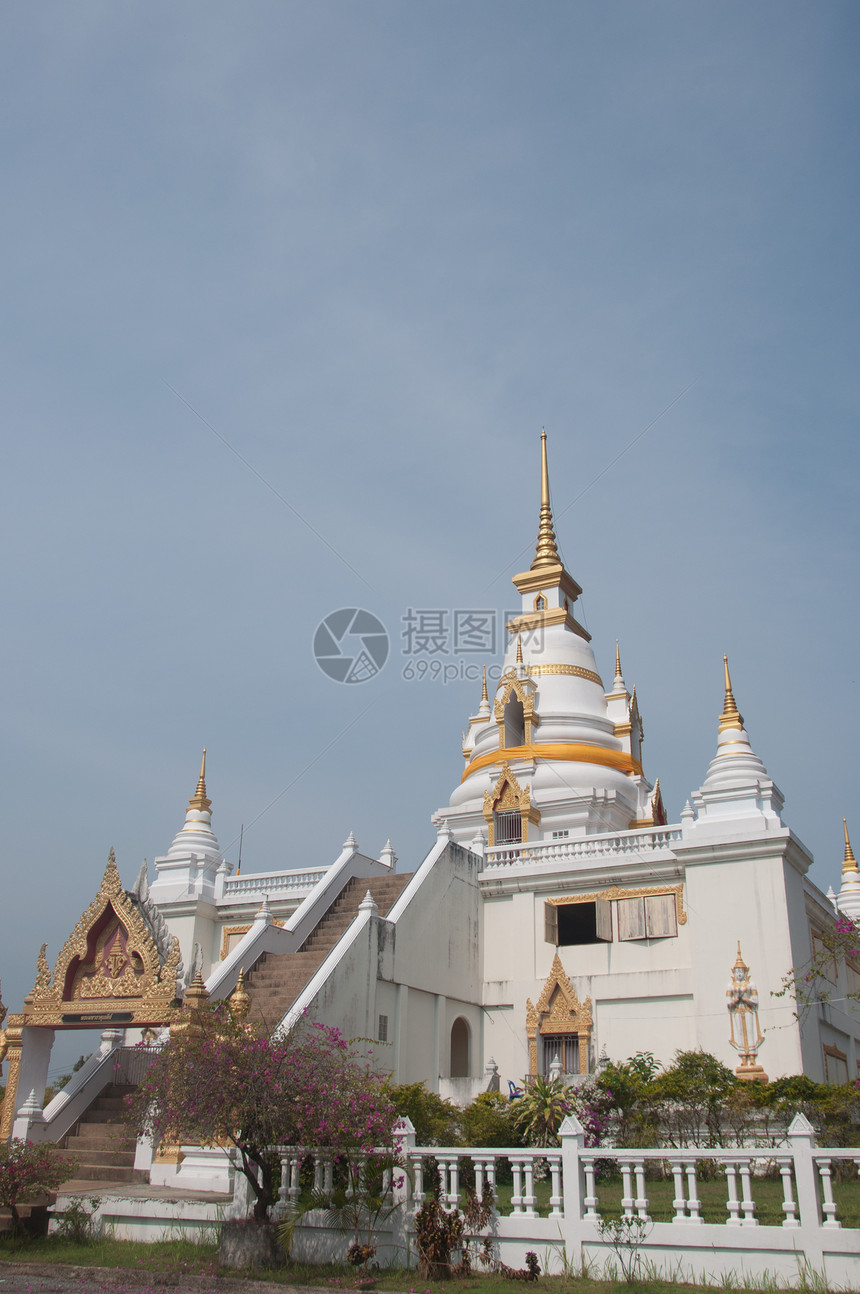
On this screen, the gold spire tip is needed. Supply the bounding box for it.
[481,666,488,705]
[516,631,524,665]
[718,654,744,733]
[843,818,858,874]
[530,429,560,571]
[615,639,622,679]
[187,747,212,813]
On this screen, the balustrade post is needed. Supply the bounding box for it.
[684,1161,702,1224]
[778,1159,799,1229]
[787,1111,821,1247]
[548,1153,563,1217]
[817,1160,840,1229]
[724,1162,741,1226]
[289,1154,301,1207]
[278,1154,290,1208]
[738,1159,757,1226]
[523,1156,537,1217]
[559,1114,587,1257]
[671,1158,687,1222]
[633,1160,648,1221]
[621,1163,634,1218]
[511,1157,524,1214]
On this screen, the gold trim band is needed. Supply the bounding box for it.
[463,742,642,782]
[527,664,603,685]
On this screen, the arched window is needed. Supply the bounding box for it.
[504,695,525,747]
[450,1017,470,1078]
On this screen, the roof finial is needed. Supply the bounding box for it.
[530,429,561,570]
[187,748,212,813]
[516,631,524,665]
[615,639,623,681]
[481,666,489,706]
[718,656,744,733]
[843,819,858,875]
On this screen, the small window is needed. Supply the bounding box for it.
[542,1034,579,1076]
[824,1045,848,1085]
[617,894,678,941]
[552,829,569,840]
[555,900,612,946]
[378,1014,388,1043]
[495,810,522,844]
[535,596,546,611]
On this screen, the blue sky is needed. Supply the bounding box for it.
[2,2,859,1070]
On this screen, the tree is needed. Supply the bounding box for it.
[513,1075,571,1148]
[127,1010,398,1221]
[461,1091,521,1148]
[0,1140,72,1235]
[387,1082,463,1146]
[781,914,860,1018]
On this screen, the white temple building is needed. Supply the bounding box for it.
[3,433,860,1157]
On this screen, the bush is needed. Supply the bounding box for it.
[0,1140,72,1235]
[388,1082,463,1146]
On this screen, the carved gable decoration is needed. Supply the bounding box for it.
[525,953,592,1077]
[531,952,592,1033]
[484,763,530,818]
[22,849,181,1028]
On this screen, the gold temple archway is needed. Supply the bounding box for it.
[0,849,181,1141]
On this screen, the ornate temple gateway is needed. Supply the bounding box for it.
[3,435,860,1158]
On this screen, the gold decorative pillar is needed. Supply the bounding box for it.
[0,1017,24,1143]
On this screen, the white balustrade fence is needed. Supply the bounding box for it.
[483,826,682,870]
[221,868,327,899]
[279,1113,860,1288]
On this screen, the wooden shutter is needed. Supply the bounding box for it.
[544,902,559,945]
[617,897,646,940]
[644,893,677,938]
[595,897,613,942]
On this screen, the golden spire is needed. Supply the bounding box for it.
[187,748,212,813]
[615,639,623,682]
[718,655,744,733]
[481,666,488,706]
[516,631,524,665]
[843,819,858,876]
[530,429,561,570]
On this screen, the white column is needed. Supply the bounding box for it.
[12,1026,55,1141]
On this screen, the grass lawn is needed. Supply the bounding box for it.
[493,1171,860,1227]
[0,1238,836,1294]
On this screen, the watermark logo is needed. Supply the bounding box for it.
[313,608,389,684]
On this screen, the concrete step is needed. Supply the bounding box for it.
[56,1147,136,1167]
[59,1165,149,1184]
[63,1128,135,1149]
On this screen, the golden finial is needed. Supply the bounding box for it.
[843,819,858,875]
[187,748,212,813]
[718,655,744,733]
[615,639,623,681]
[530,429,561,570]
[516,631,524,665]
[229,968,252,1027]
[481,666,488,706]
[733,941,749,972]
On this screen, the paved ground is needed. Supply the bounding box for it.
[0,1262,328,1294]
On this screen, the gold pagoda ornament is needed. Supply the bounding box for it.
[726,943,767,1082]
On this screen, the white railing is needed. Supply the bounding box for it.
[278,1114,860,1287]
[484,825,682,869]
[220,868,327,899]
